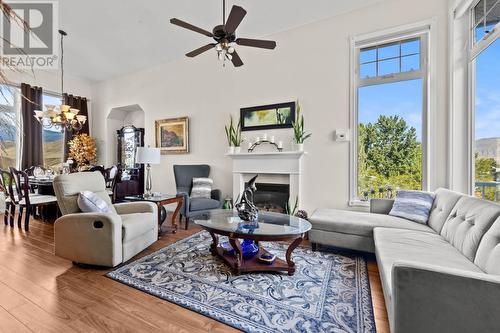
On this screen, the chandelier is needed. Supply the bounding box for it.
[34,30,86,132]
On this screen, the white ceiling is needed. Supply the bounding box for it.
[60,0,381,81]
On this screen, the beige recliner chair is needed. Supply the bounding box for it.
[53,172,158,267]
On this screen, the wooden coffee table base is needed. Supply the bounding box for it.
[208,232,304,276]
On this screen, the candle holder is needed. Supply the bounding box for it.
[247,140,283,153]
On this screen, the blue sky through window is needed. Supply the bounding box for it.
[475,38,500,140]
[358,79,423,142]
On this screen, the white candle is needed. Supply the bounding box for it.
[263,133,267,141]
[270,136,275,143]
[278,141,283,149]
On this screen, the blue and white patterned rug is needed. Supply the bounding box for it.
[107,232,376,333]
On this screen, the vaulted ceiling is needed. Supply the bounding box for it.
[59,0,382,81]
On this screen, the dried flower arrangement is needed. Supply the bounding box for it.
[68,134,97,169]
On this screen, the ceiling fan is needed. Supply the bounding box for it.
[170,0,277,67]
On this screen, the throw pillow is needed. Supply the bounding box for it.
[77,191,112,213]
[190,177,213,199]
[389,190,435,224]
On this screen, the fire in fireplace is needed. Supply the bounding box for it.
[246,182,290,214]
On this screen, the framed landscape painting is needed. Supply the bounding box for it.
[240,102,295,131]
[155,117,189,154]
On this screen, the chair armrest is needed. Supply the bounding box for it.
[392,261,500,333]
[370,198,394,214]
[211,189,222,203]
[114,202,157,215]
[54,212,123,267]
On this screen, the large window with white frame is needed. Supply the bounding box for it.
[0,85,21,170]
[351,28,429,204]
[471,0,500,201]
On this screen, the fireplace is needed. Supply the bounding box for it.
[246,182,290,213]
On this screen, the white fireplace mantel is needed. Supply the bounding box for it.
[226,151,305,206]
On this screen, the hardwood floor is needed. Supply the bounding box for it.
[0,214,390,333]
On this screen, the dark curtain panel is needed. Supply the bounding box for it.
[63,93,89,160]
[20,83,44,170]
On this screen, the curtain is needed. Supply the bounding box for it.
[20,83,43,170]
[63,93,89,160]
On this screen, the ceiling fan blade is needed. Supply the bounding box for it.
[170,18,213,37]
[224,6,247,35]
[231,50,244,67]
[186,43,216,57]
[236,38,276,50]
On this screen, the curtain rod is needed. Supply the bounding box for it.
[3,82,91,101]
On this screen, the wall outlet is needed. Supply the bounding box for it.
[334,129,350,142]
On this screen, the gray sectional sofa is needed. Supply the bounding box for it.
[309,188,500,333]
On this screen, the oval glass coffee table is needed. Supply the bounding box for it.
[194,210,312,276]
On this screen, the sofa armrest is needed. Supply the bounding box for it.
[392,261,500,333]
[370,198,394,214]
[54,212,123,267]
[211,189,222,203]
[114,201,157,215]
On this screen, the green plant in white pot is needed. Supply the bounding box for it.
[225,116,236,154]
[231,118,244,153]
[292,102,311,151]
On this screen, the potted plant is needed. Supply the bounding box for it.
[232,118,244,153]
[225,116,244,154]
[292,101,311,151]
[225,116,235,154]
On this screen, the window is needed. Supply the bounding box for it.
[42,93,65,169]
[351,29,429,204]
[0,85,21,170]
[472,0,500,201]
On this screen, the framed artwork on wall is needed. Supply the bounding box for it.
[240,102,296,131]
[155,117,189,154]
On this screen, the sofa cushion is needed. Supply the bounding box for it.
[190,177,213,199]
[389,190,435,224]
[310,209,435,238]
[190,198,221,212]
[440,196,500,261]
[374,228,484,298]
[78,191,112,213]
[474,217,500,275]
[121,213,157,242]
[427,188,463,233]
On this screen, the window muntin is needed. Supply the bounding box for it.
[473,0,500,43]
[359,38,421,80]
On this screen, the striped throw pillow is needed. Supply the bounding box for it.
[190,178,213,199]
[389,190,436,224]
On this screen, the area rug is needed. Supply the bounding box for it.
[107,232,376,333]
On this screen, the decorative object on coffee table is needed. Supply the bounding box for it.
[194,209,312,276]
[235,174,259,222]
[155,117,189,154]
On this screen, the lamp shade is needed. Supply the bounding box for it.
[136,147,161,164]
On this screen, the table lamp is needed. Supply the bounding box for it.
[136,146,161,197]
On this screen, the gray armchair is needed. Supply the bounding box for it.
[173,165,222,230]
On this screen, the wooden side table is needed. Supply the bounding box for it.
[123,194,183,235]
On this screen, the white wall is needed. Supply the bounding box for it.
[91,0,450,213]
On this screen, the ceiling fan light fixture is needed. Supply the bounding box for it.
[227,46,235,54]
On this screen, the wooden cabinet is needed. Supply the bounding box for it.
[115,126,145,201]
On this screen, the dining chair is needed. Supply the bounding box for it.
[0,169,15,226]
[9,167,58,231]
